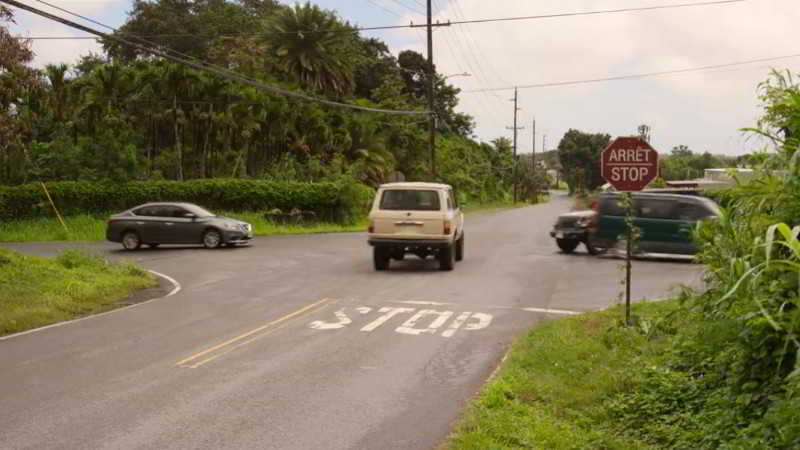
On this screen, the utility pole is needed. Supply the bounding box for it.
[426,0,436,180]
[531,116,537,203]
[506,87,523,202]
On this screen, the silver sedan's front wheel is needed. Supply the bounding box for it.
[202,229,222,249]
[122,231,141,251]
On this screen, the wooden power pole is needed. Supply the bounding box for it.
[426,0,436,180]
[531,116,537,203]
[506,87,523,202]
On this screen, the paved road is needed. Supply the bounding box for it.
[0,193,703,450]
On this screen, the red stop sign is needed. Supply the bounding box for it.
[601,137,659,191]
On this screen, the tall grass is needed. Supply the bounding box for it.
[446,302,672,449]
[0,212,368,243]
[0,214,107,242]
[0,248,156,335]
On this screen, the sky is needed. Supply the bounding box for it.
[7,0,800,157]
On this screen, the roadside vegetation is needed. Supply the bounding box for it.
[0,200,530,243]
[448,70,800,449]
[446,301,675,449]
[0,3,547,205]
[0,248,156,336]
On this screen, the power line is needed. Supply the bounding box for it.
[386,0,425,16]
[463,53,800,93]
[12,0,746,39]
[365,0,409,19]
[3,0,429,116]
[447,0,511,87]
[434,10,505,120]
[30,0,217,72]
[444,0,745,27]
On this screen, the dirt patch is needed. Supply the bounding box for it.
[114,274,170,307]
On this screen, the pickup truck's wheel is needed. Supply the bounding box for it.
[455,232,465,261]
[556,238,580,254]
[373,247,390,271]
[439,244,455,271]
[585,239,606,255]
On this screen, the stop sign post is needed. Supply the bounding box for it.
[601,137,659,192]
[600,137,659,326]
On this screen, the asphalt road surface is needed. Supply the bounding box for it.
[0,193,704,450]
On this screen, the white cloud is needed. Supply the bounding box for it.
[7,0,127,67]
[7,0,800,156]
[420,0,800,155]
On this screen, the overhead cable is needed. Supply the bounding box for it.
[444,0,745,26]
[2,0,429,116]
[16,0,746,39]
[462,53,800,93]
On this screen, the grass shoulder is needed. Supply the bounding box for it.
[463,197,549,217]
[445,300,681,450]
[0,213,368,243]
[0,248,157,336]
[0,199,542,243]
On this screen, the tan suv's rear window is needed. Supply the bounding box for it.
[380,189,441,211]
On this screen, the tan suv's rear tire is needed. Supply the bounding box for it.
[373,247,390,271]
[455,232,464,261]
[439,244,455,271]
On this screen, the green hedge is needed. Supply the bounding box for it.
[0,179,374,224]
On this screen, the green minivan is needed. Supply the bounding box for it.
[589,193,722,255]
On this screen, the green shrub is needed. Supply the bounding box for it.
[0,178,374,224]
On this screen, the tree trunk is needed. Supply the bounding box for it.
[173,94,183,181]
[202,104,213,179]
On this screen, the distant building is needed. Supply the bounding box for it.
[665,168,759,189]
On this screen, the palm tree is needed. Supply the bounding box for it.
[43,63,70,123]
[154,62,201,181]
[263,2,357,97]
[76,63,134,136]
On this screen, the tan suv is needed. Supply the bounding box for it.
[367,182,465,271]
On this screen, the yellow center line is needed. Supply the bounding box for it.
[175,297,332,368]
[185,323,290,368]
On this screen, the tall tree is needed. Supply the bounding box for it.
[0,6,41,184]
[263,2,358,96]
[557,129,610,193]
[104,0,282,63]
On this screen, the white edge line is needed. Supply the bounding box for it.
[0,270,181,341]
[150,270,182,297]
[394,300,454,306]
[523,307,583,316]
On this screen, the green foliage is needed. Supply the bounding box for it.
[436,136,513,204]
[263,2,358,96]
[659,145,735,181]
[446,302,677,450]
[603,72,800,449]
[0,179,373,224]
[557,129,611,193]
[1,1,511,203]
[0,248,155,336]
[451,71,800,449]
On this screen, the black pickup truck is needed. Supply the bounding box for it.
[549,209,602,254]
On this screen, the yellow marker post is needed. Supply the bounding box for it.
[40,182,69,235]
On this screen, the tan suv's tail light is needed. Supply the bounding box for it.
[443,220,452,235]
[368,220,374,233]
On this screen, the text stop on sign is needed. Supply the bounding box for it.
[601,137,659,191]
